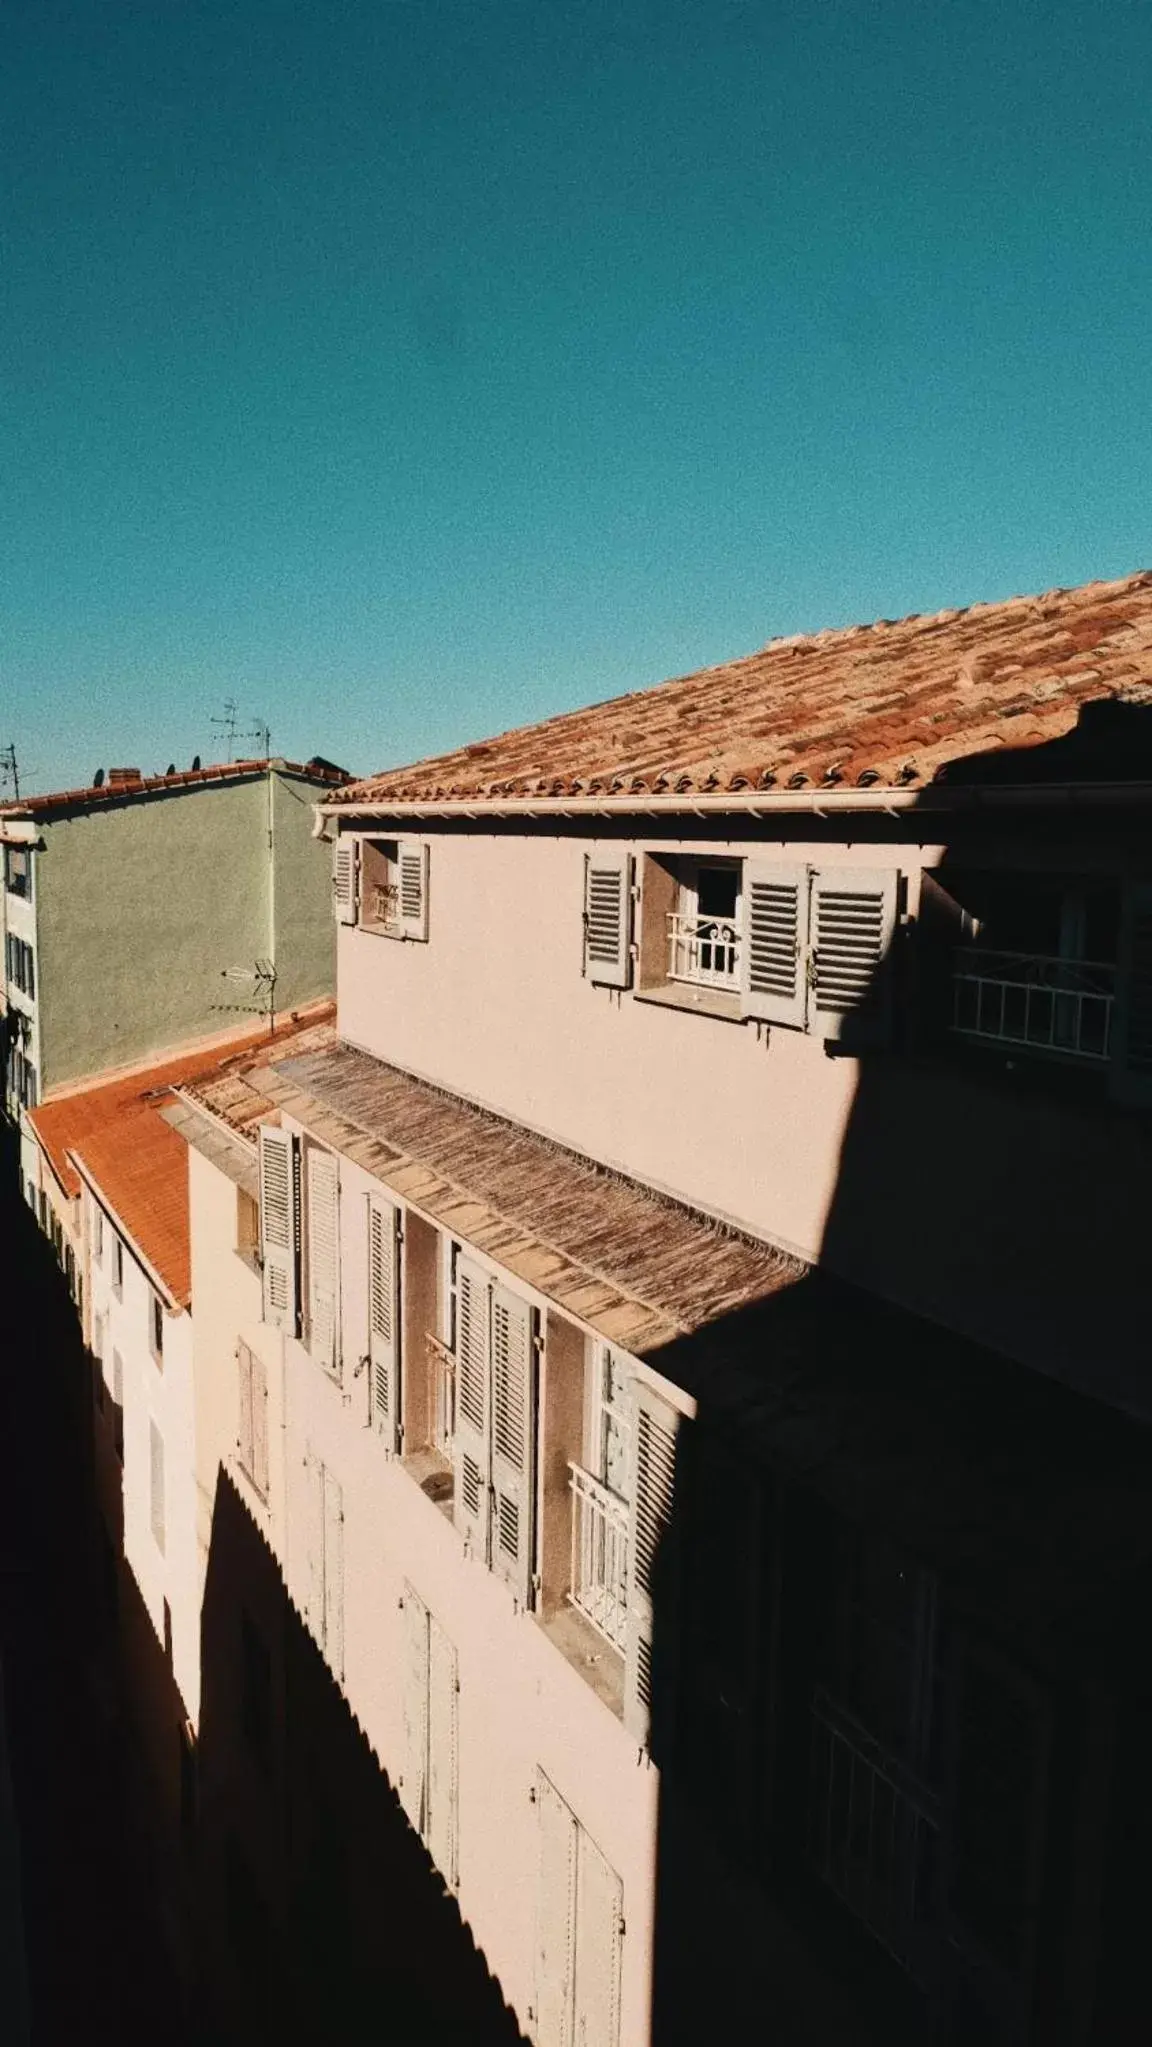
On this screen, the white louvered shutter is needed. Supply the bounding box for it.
[237,1342,254,1477]
[368,1195,400,1448]
[306,1147,341,1376]
[302,1449,325,1644]
[427,1614,459,1889]
[1113,884,1152,1105]
[251,1346,269,1497]
[322,1467,344,1682]
[740,862,809,1026]
[490,1285,536,1605]
[535,1771,578,2047]
[573,1827,623,2047]
[258,1124,299,1333]
[332,837,359,924]
[452,1258,491,1560]
[400,1583,429,1833]
[809,868,898,1044]
[583,847,633,988]
[398,839,429,940]
[624,1383,680,1745]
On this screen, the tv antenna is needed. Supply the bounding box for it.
[0,744,20,801]
[237,716,272,760]
[215,958,278,1037]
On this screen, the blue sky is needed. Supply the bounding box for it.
[3,0,1151,793]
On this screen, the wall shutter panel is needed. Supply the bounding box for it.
[452,1258,491,1560]
[1111,883,1152,1105]
[306,1146,341,1376]
[368,1195,401,1447]
[809,868,898,1045]
[302,1449,325,1644]
[398,840,430,941]
[237,1342,254,1477]
[535,1770,578,2047]
[322,1468,344,1682]
[149,1419,166,1555]
[427,1614,459,1889]
[584,847,633,988]
[332,837,359,924]
[258,1124,299,1333]
[400,1583,429,1834]
[251,1346,269,1497]
[624,1383,680,1745]
[490,1285,536,1605]
[573,1827,623,2047]
[740,862,809,1026]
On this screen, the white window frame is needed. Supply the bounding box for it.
[667,857,743,992]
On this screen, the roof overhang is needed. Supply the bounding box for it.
[319,779,1152,825]
[69,1151,186,1312]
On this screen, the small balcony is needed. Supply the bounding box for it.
[667,912,741,991]
[568,1462,629,1652]
[951,947,1115,1062]
[808,1686,939,1985]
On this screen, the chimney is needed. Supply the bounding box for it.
[107,767,144,788]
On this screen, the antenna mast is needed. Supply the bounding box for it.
[210,698,240,763]
[0,744,20,801]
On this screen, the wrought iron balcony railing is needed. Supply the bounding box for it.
[667,912,741,990]
[951,947,1115,1061]
[568,1461,629,1651]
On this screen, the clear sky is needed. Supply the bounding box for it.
[3,0,1151,794]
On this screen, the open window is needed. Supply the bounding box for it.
[945,869,1121,1067]
[357,837,429,941]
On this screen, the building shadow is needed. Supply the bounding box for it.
[639,700,1152,2046]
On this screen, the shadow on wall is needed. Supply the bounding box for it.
[638,702,1152,2047]
[196,1469,528,2047]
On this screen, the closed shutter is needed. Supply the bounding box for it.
[150,1419,166,1555]
[306,1146,341,1376]
[398,839,430,941]
[740,862,809,1026]
[490,1285,536,1605]
[453,1258,491,1560]
[427,1614,459,1888]
[535,1771,578,2047]
[332,837,359,924]
[573,1827,623,2047]
[237,1342,254,1477]
[1112,883,1152,1105]
[251,1346,269,1497]
[624,1382,680,1745]
[367,1195,400,1447]
[258,1124,299,1333]
[584,847,633,989]
[809,868,898,1045]
[400,1583,429,1833]
[301,1449,325,1644]
[322,1468,344,1682]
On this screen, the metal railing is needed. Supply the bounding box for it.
[366,883,399,927]
[808,1687,939,1984]
[951,948,1115,1061]
[667,912,741,989]
[568,1462,629,1651]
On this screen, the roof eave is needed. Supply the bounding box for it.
[319,778,1152,823]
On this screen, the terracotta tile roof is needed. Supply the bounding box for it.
[27,1006,335,1306]
[329,568,1152,809]
[0,756,350,822]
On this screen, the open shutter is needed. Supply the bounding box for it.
[1112,883,1152,1105]
[942,1639,1050,2039]
[400,1583,429,1833]
[398,840,430,941]
[237,1342,254,1477]
[573,1828,623,2047]
[584,847,633,989]
[322,1468,344,1682]
[306,1146,341,1376]
[427,1614,459,1889]
[453,1258,491,1561]
[624,1382,680,1746]
[301,1449,325,1643]
[258,1124,299,1333]
[535,1771,578,2047]
[490,1285,536,1606]
[333,837,359,924]
[809,868,898,1045]
[740,862,809,1026]
[368,1195,401,1448]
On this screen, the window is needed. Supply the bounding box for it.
[302,1450,343,1680]
[235,1186,259,1266]
[333,833,430,939]
[451,1253,536,1604]
[149,1419,165,1554]
[150,1293,164,1364]
[667,859,742,991]
[305,1144,340,1375]
[945,870,1120,1065]
[400,1584,459,1887]
[534,1771,623,2047]
[568,1349,632,1652]
[4,846,30,899]
[4,935,34,998]
[237,1340,269,1498]
[112,1235,123,1295]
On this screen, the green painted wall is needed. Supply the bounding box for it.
[36,771,335,1088]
